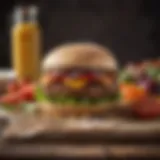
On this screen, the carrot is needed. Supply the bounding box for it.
[120,83,147,103]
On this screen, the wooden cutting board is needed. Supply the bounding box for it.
[2,113,160,140]
[0,113,160,159]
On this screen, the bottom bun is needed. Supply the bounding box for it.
[35,102,126,117]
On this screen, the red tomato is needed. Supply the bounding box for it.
[0,83,35,105]
[132,97,160,119]
[83,73,95,80]
[19,84,35,101]
[55,75,65,82]
[0,93,21,105]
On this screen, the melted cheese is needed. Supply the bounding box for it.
[64,78,87,89]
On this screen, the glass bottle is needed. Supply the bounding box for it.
[11,5,41,81]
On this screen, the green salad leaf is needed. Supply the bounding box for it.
[35,86,119,105]
[146,65,160,81]
[35,85,50,102]
[0,104,18,111]
[118,70,135,84]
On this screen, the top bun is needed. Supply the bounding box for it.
[42,42,118,72]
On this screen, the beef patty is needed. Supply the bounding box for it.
[41,69,117,99]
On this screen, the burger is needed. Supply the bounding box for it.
[36,42,120,117]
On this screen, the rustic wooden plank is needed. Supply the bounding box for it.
[2,113,160,141]
[5,134,160,145]
[0,144,160,158]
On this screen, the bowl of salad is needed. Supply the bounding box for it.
[119,59,160,119]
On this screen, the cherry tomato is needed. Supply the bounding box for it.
[131,97,160,119]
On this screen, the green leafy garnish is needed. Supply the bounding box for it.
[146,66,160,81]
[0,104,17,111]
[35,86,119,106]
[35,85,50,102]
[118,70,135,84]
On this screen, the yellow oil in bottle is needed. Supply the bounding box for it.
[11,6,41,81]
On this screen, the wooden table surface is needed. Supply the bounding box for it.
[0,115,160,159]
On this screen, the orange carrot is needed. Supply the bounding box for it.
[120,84,147,103]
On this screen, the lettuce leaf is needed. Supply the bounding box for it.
[118,70,135,84]
[35,85,119,105]
[146,66,160,81]
[35,85,50,102]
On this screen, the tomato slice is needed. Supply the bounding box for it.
[132,97,160,119]
[55,75,65,82]
[82,73,95,80]
[0,93,21,105]
[19,84,35,101]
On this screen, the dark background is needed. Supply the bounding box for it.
[0,0,159,67]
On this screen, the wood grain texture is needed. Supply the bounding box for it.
[0,144,160,158]
[2,113,160,140]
